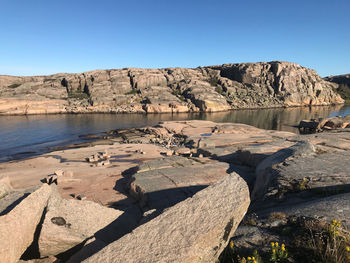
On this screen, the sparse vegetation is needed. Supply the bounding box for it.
[334,84,350,103]
[43,78,56,82]
[8,83,21,88]
[67,92,89,100]
[209,76,220,87]
[125,89,139,95]
[215,86,224,95]
[220,217,350,263]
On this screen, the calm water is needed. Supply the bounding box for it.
[0,104,349,162]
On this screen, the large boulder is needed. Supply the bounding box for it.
[0,184,52,263]
[83,173,250,263]
[38,187,124,257]
[130,160,231,210]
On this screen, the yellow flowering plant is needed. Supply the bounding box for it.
[270,242,288,263]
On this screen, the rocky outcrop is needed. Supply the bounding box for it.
[0,62,343,115]
[0,184,52,263]
[213,62,344,107]
[324,74,350,101]
[83,174,250,263]
[299,115,350,133]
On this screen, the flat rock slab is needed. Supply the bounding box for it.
[137,156,198,173]
[306,129,350,151]
[274,151,350,198]
[130,161,230,210]
[0,186,39,216]
[252,141,316,201]
[0,184,52,263]
[260,193,350,230]
[83,174,250,263]
[0,143,165,206]
[39,187,124,257]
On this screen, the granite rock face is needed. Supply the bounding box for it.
[83,174,250,263]
[38,186,124,257]
[324,74,350,101]
[0,184,52,263]
[0,176,12,199]
[0,61,343,115]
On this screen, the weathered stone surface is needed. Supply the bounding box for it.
[212,61,344,108]
[83,174,250,263]
[260,193,350,229]
[258,151,350,207]
[324,73,350,101]
[0,61,343,115]
[183,85,231,112]
[0,186,40,216]
[38,187,124,257]
[130,161,230,210]
[251,141,315,201]
[0,184,52,263]
[0,176,12,199]
[136,156,197,173]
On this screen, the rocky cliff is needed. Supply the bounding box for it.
[0,61,344,115]
[324,74,350,102]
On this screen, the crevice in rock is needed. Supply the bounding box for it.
[20,207,47,260]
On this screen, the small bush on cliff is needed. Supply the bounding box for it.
[125,89,139,95]
[209,76,220,87]
[8,83,21,88]
[68,92,89,100]
[336,84,350,103]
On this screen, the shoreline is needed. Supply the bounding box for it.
[1,104,349,163]
[0,102,346,116]
[0,119,349,262]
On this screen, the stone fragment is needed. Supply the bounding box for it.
[83,174,250,263]
[76,194,87,200]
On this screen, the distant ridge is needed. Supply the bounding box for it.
[0,61,344,115]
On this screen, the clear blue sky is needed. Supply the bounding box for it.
[1,0,349,77]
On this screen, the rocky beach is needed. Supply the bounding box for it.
[0,62,350,263]
[2,0,350,261]
[0,113,349,262]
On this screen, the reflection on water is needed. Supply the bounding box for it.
[0,104,349,161]
[198,104,349,133]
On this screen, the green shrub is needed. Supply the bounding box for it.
[68,92,89,99]
[8,83,21,88]
[125,89,139,95]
